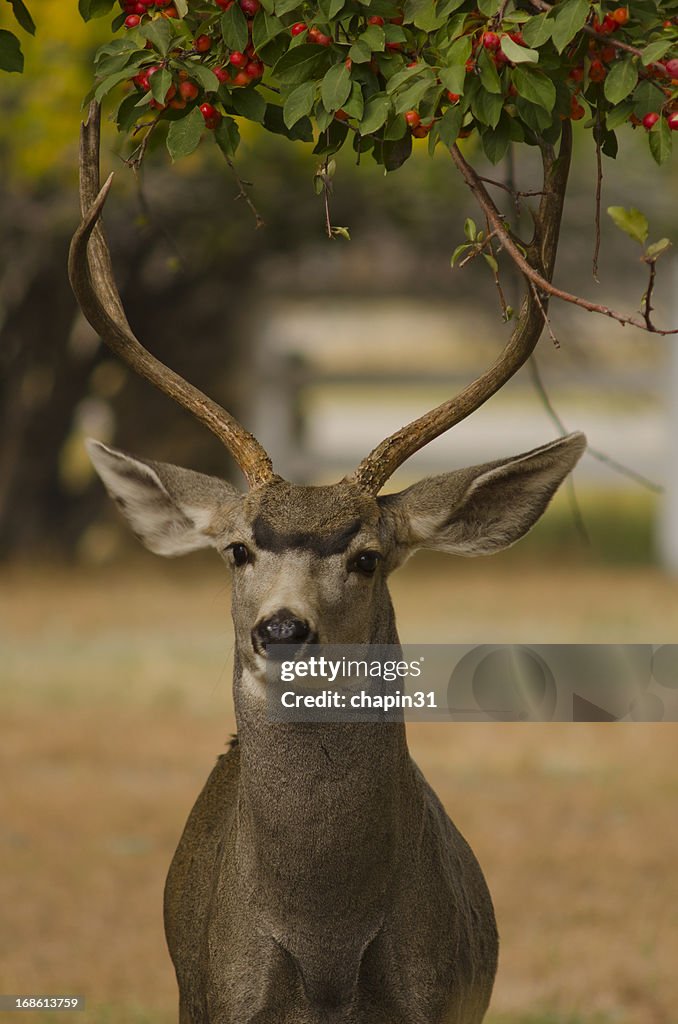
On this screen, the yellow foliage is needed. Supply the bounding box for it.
[2,1,112,185]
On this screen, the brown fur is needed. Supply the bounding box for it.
[87,432,586,1023]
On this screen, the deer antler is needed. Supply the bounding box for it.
[68,101,275,490]
[350,123,573,494]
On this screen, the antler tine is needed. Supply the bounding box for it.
[68,101,275,490]
[350,124,573,495]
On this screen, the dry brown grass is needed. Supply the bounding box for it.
[1,559,677,1023]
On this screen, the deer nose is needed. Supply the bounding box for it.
[253,609,316,654]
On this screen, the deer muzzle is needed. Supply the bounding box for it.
[252,609,318,657]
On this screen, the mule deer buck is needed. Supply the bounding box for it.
[71,103,583,1023]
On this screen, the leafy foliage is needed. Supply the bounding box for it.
[1,0,35,72]
[79,0,677,170]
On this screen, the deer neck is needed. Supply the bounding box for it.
[231,595,417,936]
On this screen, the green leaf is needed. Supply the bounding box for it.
[483,252,499,273]
[439,36,472,96]
[150,68,171,104]
[601,129,618,159]
[500,36,538,64]
[640,39,672,66]
[383,133,412,171]
[273,43,333,85]
[472,87,503,127]
[252,10,285,52]
[437,103,462,147]
[550,0,588,54]
[478,48,501,94]
[115,92,143,132]
[386,63,428,94]
[94,68,135,102]
[604,58,638,104]
[221,4,249,52]
[348,39,372,63]
[359,92,391,133]
[313,118,349,156]
[521,13,552,48]
[477,0,500,14]
[192,65,221,93]
[95,48,144,77]
[605,99,634,130]
[79,0,116,20]
[140,18,172,56]
[516,96,551,132]
[393,78,436,114]
[645,238,671,260]
[0,29,23,72]
[228,86,266,122]
[512,66,556,111]
[451,242,472,266]
[437,0,466,17]
[283,80,315,127]
[315,104,334,131]
[264,101,313,140]
[406,0,446,31]
[174,0,188,14]
[166,107,204,160]
[8,0,35,34]
[133,90,154,109]
[649,117,672,166]
[97,37,138,54]
[214,116,241,158]
[481,114,511,163]
[343,81,364,120]
[360,25,386,51]
[607,206,649,245]
[384,112,407,140]
[632,80,662,119]
[321,62,351,111]
[464,218,477,241]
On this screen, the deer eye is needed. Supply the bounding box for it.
[353,550,381,576]
[230,543,251,567]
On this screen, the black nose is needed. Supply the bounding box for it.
[253,609,316,654]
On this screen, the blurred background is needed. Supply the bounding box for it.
[1,4,677,1023]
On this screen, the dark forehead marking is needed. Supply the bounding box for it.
[253,516,362,556]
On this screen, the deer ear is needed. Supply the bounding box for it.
[380,433,586,559]
[87,440,242,557]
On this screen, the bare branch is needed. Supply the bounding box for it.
[478,176,545,199]
[449,143,678,336]
[529,281,560,348]
[224,155,265,230]
[529,357,662,494]
[592,116,603,282]
[642,259,657,331]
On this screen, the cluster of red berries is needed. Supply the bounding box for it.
[125,0,270,126]
[290,22,332,46]
[121,0,178,30]
[121,0,677,146]
[289,12,406,49]
[215,0,260,14]
[641,110,678,132]
[563,7,678,124]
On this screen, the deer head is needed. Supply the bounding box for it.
[71,103,584,678]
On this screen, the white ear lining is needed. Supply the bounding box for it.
[87,440,220,556]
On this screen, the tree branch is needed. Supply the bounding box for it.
[449,140,678,335]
